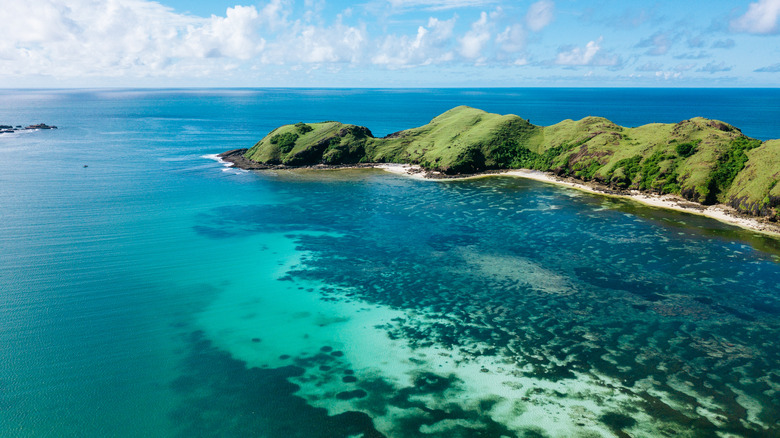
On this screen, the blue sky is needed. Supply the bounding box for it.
[1,0,779,87]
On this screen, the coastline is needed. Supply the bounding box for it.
[503,169,780,237]
[217,150,780,237]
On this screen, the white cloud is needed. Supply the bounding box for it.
[556,39,600,65]
[636,62,662,72]
[284,24,366,63]
[687,35,705,48]
[655,71,682,80]
[459,11,492,59]
[731,0,780,34]
[0,0,79,44]
[0,0,269,78]
[525,0,554,32]
[555,37,618,66]
[512,57,528,66]
[755,63,780,72]
[1,0,518,80]
[261,14,368,65]
[711,39,735,49]
[7,0,748,86]
[183,6,265,59]
[0,0,372,79]
[674,51,709,60]
[496,23,526,52]
[636,31,673,56]
[258,0,292,32]
[0,0,198,77]
[697,61,731,73]
[372,17,456,67]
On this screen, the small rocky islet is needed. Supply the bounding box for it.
[221,106,780,221]
[0,123,57,133]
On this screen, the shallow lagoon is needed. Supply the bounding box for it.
[1,89,779,437]
[192,168,780,437]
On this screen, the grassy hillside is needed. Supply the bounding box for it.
[241,106,780,219]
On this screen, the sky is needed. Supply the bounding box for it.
[1,0,779,87]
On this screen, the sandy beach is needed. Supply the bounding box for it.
[379,164,780,237]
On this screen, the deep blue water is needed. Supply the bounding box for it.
[1,89,779,438]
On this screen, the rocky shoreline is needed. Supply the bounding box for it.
[219,149,780,237]
[219,148,388,171]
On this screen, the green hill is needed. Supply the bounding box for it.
[235,106,780,219]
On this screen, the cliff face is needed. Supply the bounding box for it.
[239,106,780,220]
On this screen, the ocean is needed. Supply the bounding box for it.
[1,88,779,437]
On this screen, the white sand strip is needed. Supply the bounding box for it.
[504,169,780,237]
[375,165,780,237]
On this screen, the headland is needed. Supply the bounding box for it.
[220,106,780,235]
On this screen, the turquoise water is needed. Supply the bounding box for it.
[1,89,780,437]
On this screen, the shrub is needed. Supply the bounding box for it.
[269,132,299,153]
[448,145,486,174]
[607,155,642,188]
[295,122,313,134]
[675,140,699,158]
[638,151,672,190]
[704,136,762,203]
[573,159,603,180]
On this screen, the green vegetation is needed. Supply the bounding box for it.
[295,122,313,134]
[241,106,780,219]
[723,139,780,216]
[704,137,762,203]
[675,140,699,158]
[269,132,298,153]
[607,155,642,188]
[637,151,681,193]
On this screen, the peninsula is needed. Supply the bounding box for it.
[220,106,780,226]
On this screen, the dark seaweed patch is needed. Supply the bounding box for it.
[751,300,780,315]
[169,331,383,438]
[574,267,667,301]
[599,412,636,431]
[716,305,756,321]
[336,390,368,400]
[520,428,550,438]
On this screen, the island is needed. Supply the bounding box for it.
[220,106,780,227]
